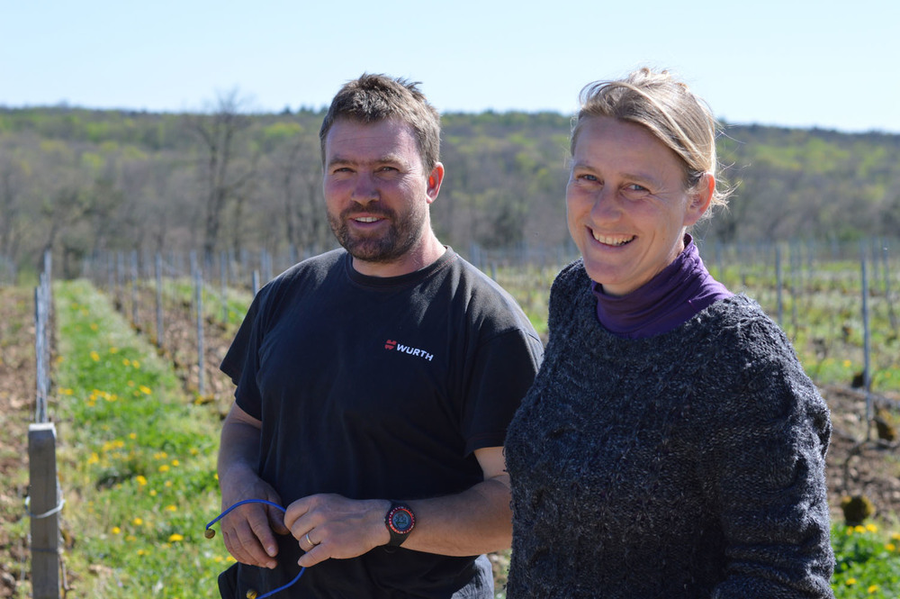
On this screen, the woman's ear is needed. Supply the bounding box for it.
[684,173,714,227]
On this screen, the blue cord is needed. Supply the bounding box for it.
[206,499,306,599]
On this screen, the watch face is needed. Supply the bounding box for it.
[391,509,413,532]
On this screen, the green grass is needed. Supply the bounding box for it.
[832,523,900,598]
[50,279,230,598]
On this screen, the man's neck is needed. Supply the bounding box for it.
[351,232,446,278]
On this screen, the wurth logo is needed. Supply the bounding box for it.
[384,339,434,362]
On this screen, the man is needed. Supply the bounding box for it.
[216,73,543,598]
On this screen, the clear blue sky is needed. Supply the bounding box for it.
[2,0,898,133]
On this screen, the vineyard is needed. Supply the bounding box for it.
[2,239,900,598]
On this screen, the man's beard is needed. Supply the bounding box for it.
[328,203,427,264]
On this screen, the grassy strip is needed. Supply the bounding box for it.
[53,279,231,598]
[832,523,900,598]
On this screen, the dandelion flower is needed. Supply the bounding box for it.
[158,464,170,473]
[846,578,857,586]
[165,505,177,512]
[90,323,99,331]
[168,534,184,542]
[139,385,152,395]
[136,475,147,486]
[90,351,100,362]
[887,543,896,551]
[866,523,878,532]
[109,347,119,354]
[122,358,131,367]
[112,527,121,535]
[171,460,180,467]
[132,518,143,526]
[868,585,879,593]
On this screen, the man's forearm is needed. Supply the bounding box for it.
[401,475,512,556]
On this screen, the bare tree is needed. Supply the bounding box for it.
[187,89,256,259]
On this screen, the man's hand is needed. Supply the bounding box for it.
[284,494,391,568]
[219,476,289,569]
[217,403,288,569]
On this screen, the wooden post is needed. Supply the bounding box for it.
[28,422,60,599]
[195,269,205,396]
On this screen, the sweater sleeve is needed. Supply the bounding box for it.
[699,315,835,599]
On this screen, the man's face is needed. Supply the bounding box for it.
[323,118,442,276]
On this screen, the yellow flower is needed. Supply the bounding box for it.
[135,475,147,486]
[132,360,141,369]
[126,535,137,542]
[90,351,100,362]
[90,323,99,331]
[149,490,157,497]
[165,505,177,512]
[129,433,137,440]
[112,527,121,535]
[866,523,878,533]
[843,360,852,368]
[158,464,170,473]
[887,543,896,551]
[87,453,99,465]
[168,534,184,542]
[868,585,879,593]
[137,549,146,556]
[171,460,180,467]
[139,385,152,395]
[132,518,143,526]
[109,347,119,354]
[122,358,131,367]
[846,578,857,585]
[855,525,867,533]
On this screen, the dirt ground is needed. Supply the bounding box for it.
[1,284,899,596]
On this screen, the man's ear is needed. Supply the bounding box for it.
[426,163,444,204]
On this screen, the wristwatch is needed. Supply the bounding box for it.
[385,502,416,547]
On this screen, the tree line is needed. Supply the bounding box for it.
[1,93,898,279]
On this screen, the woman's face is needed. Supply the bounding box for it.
[566,116,711,296]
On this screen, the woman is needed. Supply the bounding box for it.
[504,68,835,598]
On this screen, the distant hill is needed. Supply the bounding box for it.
[1,106,897,276]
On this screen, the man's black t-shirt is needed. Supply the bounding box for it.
[220,248,543,598]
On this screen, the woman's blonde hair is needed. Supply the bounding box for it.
[571,68,730,213]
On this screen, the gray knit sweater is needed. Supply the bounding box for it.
[505,260,834,599]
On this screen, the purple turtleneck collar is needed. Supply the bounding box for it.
[591,235,733,339]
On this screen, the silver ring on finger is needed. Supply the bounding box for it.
[304,532,317,550]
